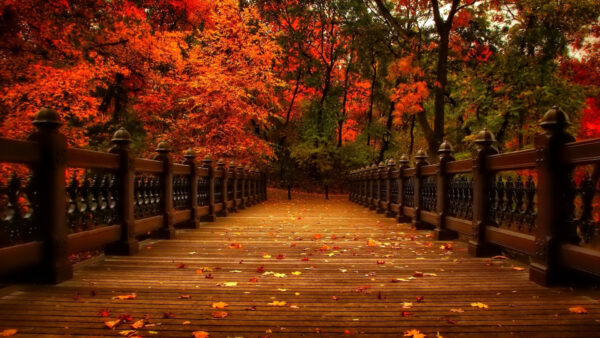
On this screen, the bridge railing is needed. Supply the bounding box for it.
[0,108,267,283]
[348,107,600,286]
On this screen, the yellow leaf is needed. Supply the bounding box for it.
[119,330,137,336]
[268,301,287,306]
[569,306,588,314]
[273,273,287,278]
[471,302,489,309]
[404,329,426,338]
[222,282,237,287]
[212,302,228,309]
[263,254,271,258]
[115,293,136,300]
[291,271,302,276]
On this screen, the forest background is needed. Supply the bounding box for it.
[1,0,600,192]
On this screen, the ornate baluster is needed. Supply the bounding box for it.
[467,177,474,220]
[22,175,37,241]
[504,177,514,228]
[514,175,524,230]
[97,174,108,224]
[6,174,22,243]
[524,175,536,232]
[134,176,143,218]
[495,176,505,226]
[579,172,595,243]
[67,173,79,232]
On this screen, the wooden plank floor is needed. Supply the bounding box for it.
[1,189,599,337]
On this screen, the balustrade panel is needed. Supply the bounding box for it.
[0,167,38,247]
[134,174,162,219]
[447,174,473,220]
[488,172,537,234]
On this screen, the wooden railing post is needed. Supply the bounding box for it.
[184,149,201,228]
[369,164,377,210]
[469,129,499,256]
[27,108,73,283]
[105,127,139,256]
[359,167,366,206]
[397,155,411,223]
[386,160,396,217]
[201,155,216,221]
[413,150,428,229]
[252,168,259,203]
[230,161,238,212]
[245,165,252,207]
[435,140,457,240]
[153,141,175,238]
[530,107,576,285]
[237,164,246,210]
[377,162,387,214]
[217,159,228,217]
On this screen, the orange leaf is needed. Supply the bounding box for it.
[104,320,121,329]
[211,311,228,318]
[313,234,322,239]
[0,329,17,336]
[179,294,192,299]
[511,266,525,271]
[130,320,144,329]
[228,243,242,249]
[569,306,588,314]
[193,331,210,338]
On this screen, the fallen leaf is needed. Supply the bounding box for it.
[211,311,228,318]
[104,320,121,329]
[212,302,228,309]
[367,239,378,247]
[492,255,508,260]
[193,331,210,338]
[377,260,385,265]
[401,311,412,317]
[0,329,17,336]
[402,302,413,309]
[268,301,287,306]
[291,271,302,275]
[313,234,322,239]
[413,272,423,277]
[277,254,285,259]
[450,308,464,313]
[404,329,426,338]
[512,266,525,271]
[177,263,186,269]
[273,273,287,278]
[569,306,588,314]
[228,243,242,249]
[416,296,424,303]
[98,309,111,317]
[471,302,489,309]
[179,294,192,299]
[119,330,137,336]
[263,254,271,258]
[249,277,258,282]
[196,269,203,275]
[130,320,144,329]
[222,282,237,287]
[163,312,175,318]
[182,321,191,325]
[115,294,136,300]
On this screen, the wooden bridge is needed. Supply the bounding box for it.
[0,107,599,336]
[0,189,598,337]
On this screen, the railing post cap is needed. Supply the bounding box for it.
[474,128,496,146]
[398,154,409,164]
[203,154,212,162]
[540,106,570,131]
[370,163,378,169]
[217,158,225,166]
[387,158,396,166]
[438,139,454,154]
[156,141,171,153]
[184,148,196,159]
[33,107,63,129]
[378,161,386,168]
[111,127,132,145]
[415,149,428,160]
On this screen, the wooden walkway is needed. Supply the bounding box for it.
[0,189,599,337]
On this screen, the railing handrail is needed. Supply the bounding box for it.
[0,108,268,283]
[348,107,600,286]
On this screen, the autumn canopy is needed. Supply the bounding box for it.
[1,0,599,189]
